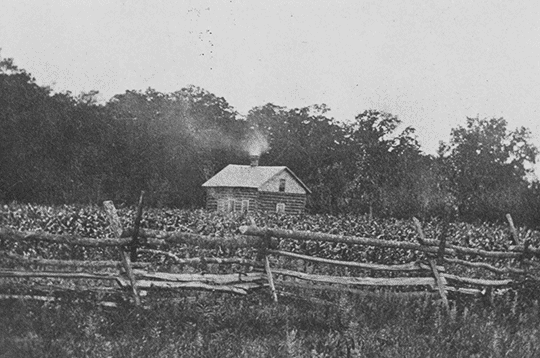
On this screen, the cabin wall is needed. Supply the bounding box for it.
[206,187,307,214]
[259,171,306,194]
[205,187,258,211]
[258,192,306,214]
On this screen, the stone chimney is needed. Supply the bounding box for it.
[250,155,259,167]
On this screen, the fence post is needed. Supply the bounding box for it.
[506,213,529,270]
[413,217,450,313]
[506,214,521,245]
[104,201,141,306]
[131,191,145,262]
[438,219,449,266]
[265,250,278,303]
[412,217,427,245]
[250,218,277,303]
[429,259,450,313]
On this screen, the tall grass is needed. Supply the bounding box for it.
[2,290,539,358]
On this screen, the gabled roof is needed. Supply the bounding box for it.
[202,165,311,193]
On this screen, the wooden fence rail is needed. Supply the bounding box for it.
[239,225,537,258]
[239,216,540,310]
[1,201,539,310]
[0,200,267,307]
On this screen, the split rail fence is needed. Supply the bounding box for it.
[1,200,539,310]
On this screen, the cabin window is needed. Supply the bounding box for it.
[217,199,225,212]
[227,198,235,212]
[217,198,236,212]
[234,200,242,212]
[217,199,228,212]
[276,203,285,213]
[218,198,250,212]
[279,179,286,192]
[241,199,250,212]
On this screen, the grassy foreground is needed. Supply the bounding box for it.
[1,290,540,358]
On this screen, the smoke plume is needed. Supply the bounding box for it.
[243,127,269,156]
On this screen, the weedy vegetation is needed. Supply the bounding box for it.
[1,203,540,357]
[2,290,540,357]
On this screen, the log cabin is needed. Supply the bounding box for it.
[202,156,310,214]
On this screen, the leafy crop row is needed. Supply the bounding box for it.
[2,203,539,265]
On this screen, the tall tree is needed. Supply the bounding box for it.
[106,86,244,207]
[343,110,423,217]
[0,56,68,201]
[246,104,351,213]
[439,117,538,222]
[0,55,120,203]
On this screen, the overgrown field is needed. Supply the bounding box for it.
[2,203,540,357]
[3,202,539,262]
[3,290,540,357]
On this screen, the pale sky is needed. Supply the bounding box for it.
[1,0,540,175]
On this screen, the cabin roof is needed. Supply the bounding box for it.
[202,165,311,193]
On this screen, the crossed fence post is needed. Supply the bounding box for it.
[103,200,141,306]
[413,217,450,313]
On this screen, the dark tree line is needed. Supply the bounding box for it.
[1,56,539,227]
